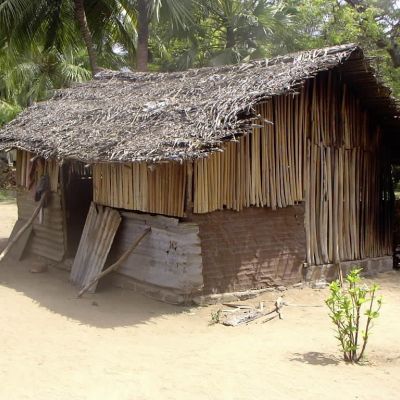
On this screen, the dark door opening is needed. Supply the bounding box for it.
[392,164,399,269]
[62,162,93,257]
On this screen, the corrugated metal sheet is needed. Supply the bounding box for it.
[16,191,66,262]
[70,203,121,292]
[112,212,203,293]
[193,205,306,294]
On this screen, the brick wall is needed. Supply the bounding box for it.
[191,205,306,294]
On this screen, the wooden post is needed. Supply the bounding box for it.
[0,192,48,263]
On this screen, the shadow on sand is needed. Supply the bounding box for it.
[289,352,341,366]
[0,247,187,329]
[0,237,9,250]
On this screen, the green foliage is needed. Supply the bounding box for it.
[287,0,400,97]
[209,308,222,325]
[0,100,20,126]
[0,43,91,108]
[151,0,295,70]
[1,0,400,127]
[326,268,383,363]
[0,188,15,201]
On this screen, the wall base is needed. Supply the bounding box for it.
[304,256,393,283]
[111,256,393,305]
[110,273,201,305]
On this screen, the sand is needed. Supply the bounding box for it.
[0,200,399,400]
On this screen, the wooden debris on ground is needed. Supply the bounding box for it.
[29,265,48,273]
[218,297,285,327]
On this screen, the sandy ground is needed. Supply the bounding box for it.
[0,200,400,400]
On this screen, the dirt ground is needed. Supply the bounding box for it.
[0,200,400,400]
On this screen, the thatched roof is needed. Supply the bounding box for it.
[0,43,399,163]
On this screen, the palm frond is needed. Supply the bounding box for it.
[0,98,21,126]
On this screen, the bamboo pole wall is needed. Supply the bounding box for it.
[193,71,392,264]
[193,92,307,212]
[304,72,392,264]
[93,161,186,217]
[16,149,59,192]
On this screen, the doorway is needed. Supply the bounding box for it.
[62,162,93,257]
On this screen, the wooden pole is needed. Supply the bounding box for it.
[0,192,48,263]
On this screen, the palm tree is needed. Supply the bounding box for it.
[135,0,194,71]
[75,0,100,73]
[198,0,294,65]
[0,0,196,73]
[0,42,91,125]
[0,42,91,104]
[0,0,137,75]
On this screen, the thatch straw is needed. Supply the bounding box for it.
[0,44,399,163]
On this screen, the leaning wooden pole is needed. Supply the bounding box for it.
[77,227,151,298]
[0,192,48,263]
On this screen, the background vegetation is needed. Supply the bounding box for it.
[1,0,400,126]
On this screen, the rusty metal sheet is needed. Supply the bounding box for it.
[16,191,66,262]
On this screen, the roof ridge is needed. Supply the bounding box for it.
[94,43,361,82]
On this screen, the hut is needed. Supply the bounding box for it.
[0,44,398,303]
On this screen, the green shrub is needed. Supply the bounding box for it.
[209,309,222,325]
[325,268,382,363]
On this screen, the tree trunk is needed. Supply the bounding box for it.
[387,40,400,68]
[137,0,150,72]
[226,25,235,49]
[74,0,100,75]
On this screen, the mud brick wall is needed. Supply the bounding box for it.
[191,205,306,294]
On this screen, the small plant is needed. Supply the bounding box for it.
[325,268,382,363]
[209,308,222,325]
